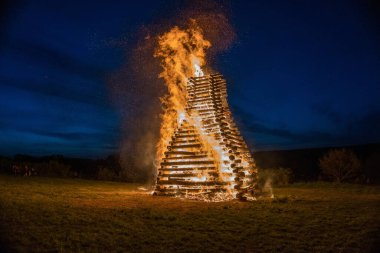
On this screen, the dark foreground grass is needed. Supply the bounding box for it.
[0,175,379,253]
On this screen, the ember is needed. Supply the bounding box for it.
[153,21,257,201]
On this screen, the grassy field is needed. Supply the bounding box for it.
[0,175,379,253]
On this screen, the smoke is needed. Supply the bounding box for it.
[108,31,163,183]
[108,0,236,185]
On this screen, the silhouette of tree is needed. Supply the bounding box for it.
[319,149,361,182]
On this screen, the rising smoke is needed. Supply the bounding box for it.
[108,0,236,185]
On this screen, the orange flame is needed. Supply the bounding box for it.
[154,20,211,167]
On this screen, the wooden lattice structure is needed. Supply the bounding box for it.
[154,74,257,201]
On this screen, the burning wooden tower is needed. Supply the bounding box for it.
[154,73,258,201]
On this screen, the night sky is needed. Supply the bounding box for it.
[0,0,379,158]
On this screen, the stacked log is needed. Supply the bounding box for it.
[154,74,258,200]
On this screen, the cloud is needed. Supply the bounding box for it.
[0,126,119,156]
[311,102,380,142]
[0,76,109,108]
[310,102,344,125]
[233,105,380,150]
[344,109,380,141]
[4,38,106,81]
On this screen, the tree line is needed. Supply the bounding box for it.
[1,143,379,184]
[0,154,148,183]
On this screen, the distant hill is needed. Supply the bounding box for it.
[253,143,380,183]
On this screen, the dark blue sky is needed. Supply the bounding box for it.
[0,0,379,157]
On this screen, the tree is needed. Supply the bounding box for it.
[319,149,361,183]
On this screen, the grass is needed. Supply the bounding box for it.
[0,175,379,253]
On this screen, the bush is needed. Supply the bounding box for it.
[257,167,293,189]
[97,167,119,181]
[0,157,12,174]
[319,149,361,183]
[34,161,71,177]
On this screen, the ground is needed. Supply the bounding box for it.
[0,175,379,253]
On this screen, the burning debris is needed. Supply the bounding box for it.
[153,21,258,201]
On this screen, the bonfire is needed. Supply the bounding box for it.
[153,21,257,201]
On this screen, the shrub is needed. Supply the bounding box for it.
[257,167,293,189]
[34,161,71,177]
[97,167,119,181]
[319,149,361,183]
[0,157,12,174]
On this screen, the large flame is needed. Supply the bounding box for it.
[154,20,211,167]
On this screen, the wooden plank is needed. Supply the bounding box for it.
[161,160,214,166]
